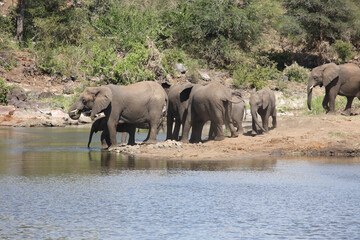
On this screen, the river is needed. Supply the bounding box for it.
[0,127,360,239]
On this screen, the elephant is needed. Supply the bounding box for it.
[180,82,239,143]
[87,116,136,148]
[68,81,168,149]
[307,63,360,115]
[230,91,246,134]
[208,91,246,139]
[249,87,277,134]
[162,82,193,141]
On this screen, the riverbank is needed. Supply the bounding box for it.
[111,114,360,160]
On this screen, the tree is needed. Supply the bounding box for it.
[281,0,360,61]
[16,0,25,43]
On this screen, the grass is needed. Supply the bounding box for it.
[305,95,360,115]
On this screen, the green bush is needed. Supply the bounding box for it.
[332,40,355,63]
[283,62,310,83]
[113,42,155,85]
[233,59,280,90]
[0,78,10,105]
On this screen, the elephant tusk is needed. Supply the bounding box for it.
[69,109,79,115]
[309,85,314,90]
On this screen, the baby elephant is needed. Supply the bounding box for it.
[249,87,277,134]
[88,117,136,148]
[208,91,246,139]
[231,91,246,134]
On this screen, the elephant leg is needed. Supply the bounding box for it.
[251,118,258,134]
[214,123,225,141]
[107,119,118,150]
[181,118,191,143]
[272,109,277,129]
[121,132,128,144]
[144,122,158,144]
[127,126,136,146]
[208,122,215,140]
[190,120,203,143]
[327,86,339,114]
[166,115,174,140]
[101,131,110,150]
[322,93,330,113]
[341,96,354,116]
[173,119,181,141]
[236,120,244,134]
[261,113,269,132]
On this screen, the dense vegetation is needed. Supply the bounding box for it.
[0,0,359,88]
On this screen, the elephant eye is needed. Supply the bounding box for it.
[82,98,87,104]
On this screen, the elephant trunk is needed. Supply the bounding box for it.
[88,126,95,148]
[307,78,316,110]
[68,105,81,120]
[251,108,265,132]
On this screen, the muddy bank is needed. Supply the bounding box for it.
[110,115,360,160]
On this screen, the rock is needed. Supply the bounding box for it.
[63,81,75,94]
[0,105,16,116]
[199,72,211,81]
[78,115,92,124]
[174,63,187,74]
[38,92,54,99]
[7,87,27,106]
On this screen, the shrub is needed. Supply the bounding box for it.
[0,78,11,105]
[283,62,310,83]
[233,59,280,90]
[113,42,155,85]
[332,40,355,63]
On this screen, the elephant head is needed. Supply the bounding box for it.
[249,89,268,132]
[307,63,340,110]
[68,86,112,120]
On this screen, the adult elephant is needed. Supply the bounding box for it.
[249,87,277,135]
[307,63,360,115]
[68,81,167,149]
[162,82,193,141]
[180,82,238,143]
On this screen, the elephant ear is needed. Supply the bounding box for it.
[262,90,270,109]
[322,63,340,87]
[91,87,112,118]
[180,85,193,102]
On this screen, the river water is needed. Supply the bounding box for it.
[1,127,360,239]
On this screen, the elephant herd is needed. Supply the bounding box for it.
[68,62,360,150]
[68,81,277,149]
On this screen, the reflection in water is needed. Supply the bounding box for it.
[1,127,360,239]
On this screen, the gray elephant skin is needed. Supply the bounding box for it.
[230,92,246,134]
[250,87,277,134]
[307,63,360,115]
[88,117,136,148]
[181,82,239,143]
[162,82,193,141]
[208,91,246,139]
[68,81,168,149]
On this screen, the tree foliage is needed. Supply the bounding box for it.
[281,0,360,50]
[0,0,359,86]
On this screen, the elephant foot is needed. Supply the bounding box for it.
[214,135,225,141]
[230,132,239,138]
[341,109,352,116]
[143,139,157,145]
[108,145,117,151]
[181,139,189,144]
